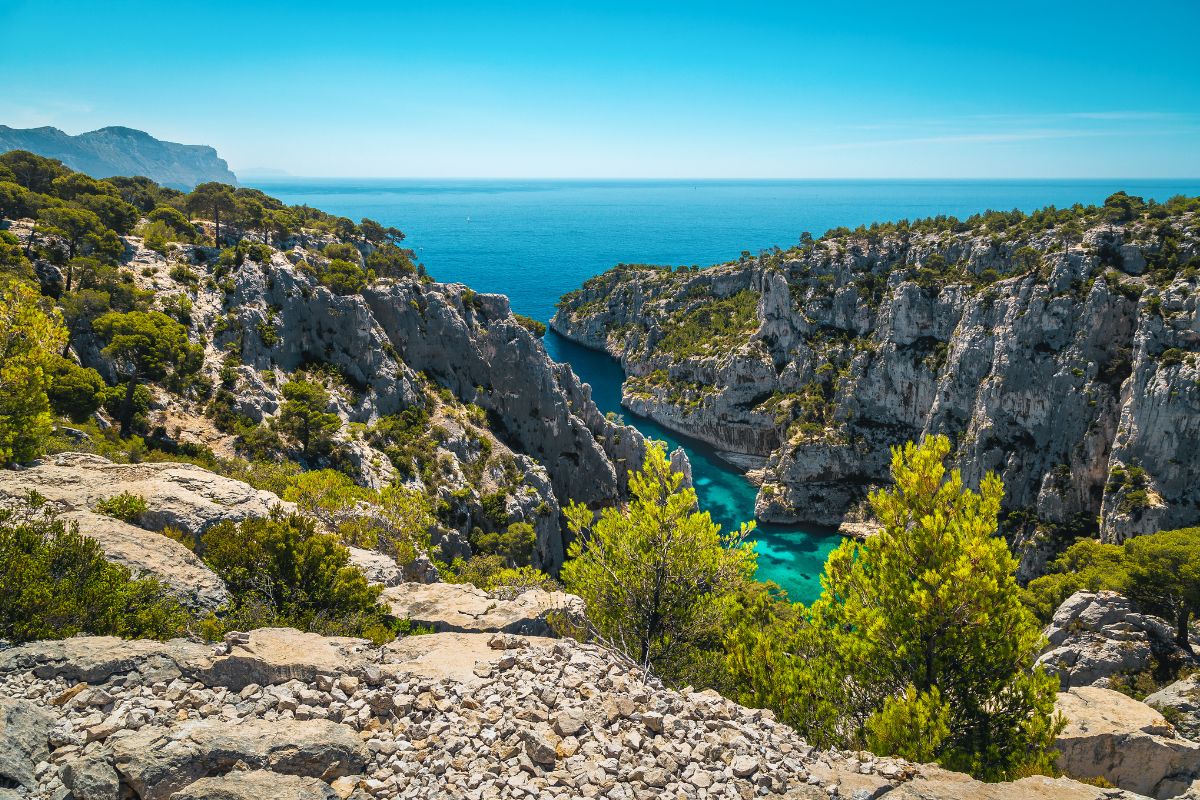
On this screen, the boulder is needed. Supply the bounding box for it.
[0,697,54,790]
[0,452,288,535]
[197,628,376,691]
[345,547,404,587]
[61,753,121,800]
[382,581,584,636]
[0,451,297,611]
[1147,673,1200,742]
[1056,685,1200,798]
[63,510,229,611]
[1038,591,1183,689]
[893,767,1150,799]
[170,770,337,800]
[109,718,367,800]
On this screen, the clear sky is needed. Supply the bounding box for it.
[2,0,1197,178]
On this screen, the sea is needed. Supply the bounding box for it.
[247,178,1200,603]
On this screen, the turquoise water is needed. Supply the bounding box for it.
[248,178,1200,602]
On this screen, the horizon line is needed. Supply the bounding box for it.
[237,175,1200,182]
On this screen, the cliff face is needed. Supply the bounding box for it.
[0,125,237,189]
[552,206,1200,575]
[54,230,650,574]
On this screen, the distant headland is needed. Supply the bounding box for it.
[0,124,237,190]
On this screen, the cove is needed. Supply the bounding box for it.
[245,178,1200,604]
[544,331,840,604]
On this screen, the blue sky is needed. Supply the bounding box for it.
[1,0,1197,178]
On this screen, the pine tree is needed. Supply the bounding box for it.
[728,436,1060,780]
[561,443,755,675]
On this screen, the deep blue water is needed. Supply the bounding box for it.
[249,178,1200,602]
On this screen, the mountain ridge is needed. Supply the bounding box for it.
[0,124,237,189]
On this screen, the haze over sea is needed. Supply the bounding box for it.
[249,177,1200,602]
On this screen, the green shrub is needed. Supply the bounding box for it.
[318,259,369,294]
[0,497,188,642]
[513,313,547,337]
[95,491,148,523]
[1160,348,1185,367]
[322,242,361,263]
[46,355,105,422]
[168,263,200,287]
[365,243,415,277]
[1022,538,1128,622]
[470,520,536,567]
[197,511,400,643]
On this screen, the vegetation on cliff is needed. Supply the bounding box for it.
[0,149,557,640]
[554,190,1200,572]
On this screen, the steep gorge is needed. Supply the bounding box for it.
[552,198,1200,575]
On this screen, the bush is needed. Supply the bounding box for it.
[470,520,537,567]
[514,313,547,337]
[322,242,361,263]
[366,243,415,278]
[1023,538,1128,622]
[197,511,400,643]
[46,355,105,422]
[95,491,148,523]
[0,496,188,642]
[448,554,557,596]
[318,259,369,294]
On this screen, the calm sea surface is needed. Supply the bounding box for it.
[249,178,1200,602]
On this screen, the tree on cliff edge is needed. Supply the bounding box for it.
[561,443,756,676]
[726,436,1060,780]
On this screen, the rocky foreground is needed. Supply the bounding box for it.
[0,628,1148,800]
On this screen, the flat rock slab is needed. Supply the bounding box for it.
[0,636,214,684]
[382,581,583,636]
[1056,685,1200,798]
[110,718,366,800]
[170,770,337,800]
[0,628,553,691]
[381,631,552,683]
[893,770,1151,799]
[1,452,289,534]
[198,627,379,691]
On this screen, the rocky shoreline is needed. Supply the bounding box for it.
[552,210,1200,573]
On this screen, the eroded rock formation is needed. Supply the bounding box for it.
[553,210,1200,574]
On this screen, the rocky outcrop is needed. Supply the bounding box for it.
[0,631,1137,800]
[380,582,584,636]
[0,451,296,610]
[0,452,286,537]
[1038,591,1194,689]
[168,770,337,800]
[110,718,367,800]
[1056,685,1200,798]
[553,210,1200,574]
[0,125,237,189]
[1148,674,1200,742]
[68,234,660,575]
[0,698,54,791]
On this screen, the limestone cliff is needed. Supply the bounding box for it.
[0,125,237,189]
[552,198,1200,575]
[51,230,651,574]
